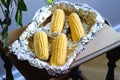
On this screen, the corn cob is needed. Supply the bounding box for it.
[34,31,49,61]
[50,33,67,66]
[68,13,85,41]
[50,9,65,33]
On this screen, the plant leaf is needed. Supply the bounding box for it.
[2,10,11,26]
[10,0,14,4]
[3,17,11,26]
[7,0,11,7]
[4,10,9,17]
[18,0,27,11]
[1,27,7,39]
[15,10,22,26]
[1,27,8,48]
[0,0,7,8]
[0,18,2,24]
[3,34,8,48]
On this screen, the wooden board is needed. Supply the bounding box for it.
[71,24,120,68]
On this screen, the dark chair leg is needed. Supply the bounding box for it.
[0,42,14,80]
[106,46,120,80]
[70,66,88,80]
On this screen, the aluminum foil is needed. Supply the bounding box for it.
[9,1,104,76]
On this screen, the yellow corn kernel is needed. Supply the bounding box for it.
[50,34,67,66]
[50,9,65,33]
[34,31,49,61]
[68,13,85,41]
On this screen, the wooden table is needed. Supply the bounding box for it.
[0,24,120,80]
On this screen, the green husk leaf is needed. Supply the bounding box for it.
[46,0,54,5]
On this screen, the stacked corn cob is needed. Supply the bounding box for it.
[50,9,65,33]
[68,13,85,41]
[50,34,67,66]
[34,31,49,61]
[32,9,85,66]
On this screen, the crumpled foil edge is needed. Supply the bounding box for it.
[9,1,104,76]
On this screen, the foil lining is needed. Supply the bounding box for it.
[9,1,104,76]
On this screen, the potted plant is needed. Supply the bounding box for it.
[0,0,54,48]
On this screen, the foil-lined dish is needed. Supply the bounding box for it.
[9,1,104,76]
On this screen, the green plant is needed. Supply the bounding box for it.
[0,0,54,48]
[0,0,27,48]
